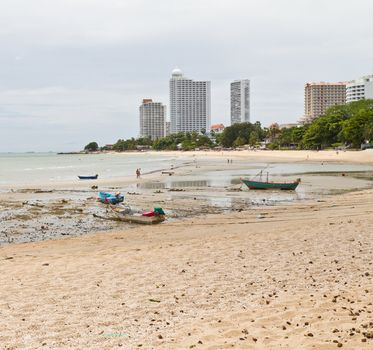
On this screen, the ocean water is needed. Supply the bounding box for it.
[0,152,184,185]
[1,152,373,187]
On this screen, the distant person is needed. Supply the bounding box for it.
[136,168,140,178]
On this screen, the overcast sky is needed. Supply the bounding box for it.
[0,0,372,152]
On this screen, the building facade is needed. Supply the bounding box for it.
[211,123,225,133]
[303,82,346,123]
[230,79,250,124]
[165,121,171,136]
[139,99,166,140]
[169,68,211,134]
[346,75,373,103]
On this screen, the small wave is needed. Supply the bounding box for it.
[24,165,74,171]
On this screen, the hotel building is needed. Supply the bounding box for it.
[169,68,211,133]
[139,99,166,140]
[230,79,250,124]
[346,75,373,103]
[303,82,346,123]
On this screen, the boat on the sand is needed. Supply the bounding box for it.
[98,191,124,204]
[241,171,300,190]
[78,174,98,180]
[110,205,166,224]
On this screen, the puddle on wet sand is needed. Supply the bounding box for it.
[2,165,373,245]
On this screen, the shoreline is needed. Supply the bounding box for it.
[1,188,372,348]
[1,154,373,245]
[1,149,373,191]
[77,149,373,165]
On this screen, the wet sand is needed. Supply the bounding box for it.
[1,154,373,245]
[1,188,372,349]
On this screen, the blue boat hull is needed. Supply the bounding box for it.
[98,191,124,204]
[78,175,98,180]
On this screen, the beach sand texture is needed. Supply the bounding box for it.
[148,149,373,165]
[1,189,372,349]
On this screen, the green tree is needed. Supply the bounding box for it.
[220,122,257,147]
[234,136,246,147]
[84,141,99,152]
[363,120,373,143]
[300,100,373,149]
[249,132,259,146]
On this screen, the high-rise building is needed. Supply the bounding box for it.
[169,68,211,134]
[230,80,250,124]
[303,82,346,123]
[346,75,373,103]
[165,121,171,136]
[139,99,166,140]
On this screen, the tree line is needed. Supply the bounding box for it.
[84,99,373,152]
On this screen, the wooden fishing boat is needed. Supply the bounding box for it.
[241,171,300,190]
[110,206,165,224]
[78,174,98,180]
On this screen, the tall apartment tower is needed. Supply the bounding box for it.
[346,75,373,103]
[169,68,211,134]
[230,79,250,124]
[139,99,166,140]
[303,82,346,123]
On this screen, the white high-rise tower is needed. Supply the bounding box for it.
[139,99,166,140]
[169,68,211,133]
[230,80,250,124]
[346,75,373,103]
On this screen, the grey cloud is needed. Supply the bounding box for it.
[0,0,372,151]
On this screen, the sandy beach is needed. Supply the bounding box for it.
[1,151,373,349]
[0,187,372,349]
[147,149,373,166]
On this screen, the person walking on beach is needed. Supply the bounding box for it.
[136,168,141,178]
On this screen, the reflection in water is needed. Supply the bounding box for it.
[138,180,209,189]
[168,180,209,188]
[138,182,166,190]
[207,191,303,208]
[133,167,373,211]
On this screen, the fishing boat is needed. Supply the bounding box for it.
[78,174,98,180]
[241,171,300,190]
[110,205,166,224]
[98,191,124,204]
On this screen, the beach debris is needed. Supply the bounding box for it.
[227,187,242,192]
[363,331,373,339]
[149,299,161,303]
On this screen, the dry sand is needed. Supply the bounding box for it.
[1,188,372,349]
[146,149,373,165]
